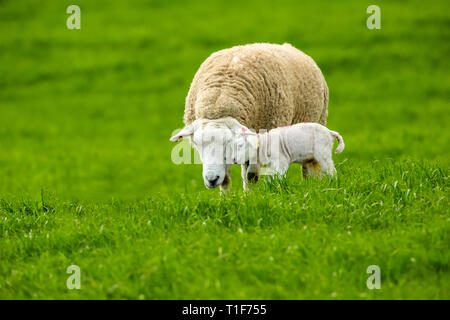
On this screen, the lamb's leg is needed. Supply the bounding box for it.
[322,158,337,176]
[315,152,336,177]
[246,162,260,184]
[241,164,249,191]
[220,166,231,193]
[273,162,289,176]
[268,155,290,179]
[328,160,337,176]
[220,174,231,192]
[302,159,321,178]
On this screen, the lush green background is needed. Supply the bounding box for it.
[0,0,448,299]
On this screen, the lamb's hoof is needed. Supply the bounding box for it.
[247,172,259,183]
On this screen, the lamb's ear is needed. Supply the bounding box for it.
[170,124,195,142]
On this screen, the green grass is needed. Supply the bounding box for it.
[0,0,449,299]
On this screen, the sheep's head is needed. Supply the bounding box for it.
[170,117,248,189]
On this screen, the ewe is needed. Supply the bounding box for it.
[170,43,329,190]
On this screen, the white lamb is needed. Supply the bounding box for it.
[230,122,345,177]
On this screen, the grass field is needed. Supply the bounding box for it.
[0,0,449,299]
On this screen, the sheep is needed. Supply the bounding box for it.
[230,122,345,177]
[170,43,329,190]
[170,117,247,189]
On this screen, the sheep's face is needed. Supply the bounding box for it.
[170,118,239,189]
[192,126,234,188]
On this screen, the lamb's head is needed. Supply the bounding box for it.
[170,117,246,189]
[229,128,259,166]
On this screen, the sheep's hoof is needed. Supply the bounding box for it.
[247,172,259,183]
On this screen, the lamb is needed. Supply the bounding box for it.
[230,123,345,177]
[170,43,329,190]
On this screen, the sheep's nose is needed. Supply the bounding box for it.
[205,172,220,186]
[207,176,220,185]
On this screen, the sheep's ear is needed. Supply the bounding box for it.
[170,124,195,142]
[243,127,256,136]
[223,117,246,132]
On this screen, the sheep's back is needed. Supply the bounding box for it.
[184,43,328,130]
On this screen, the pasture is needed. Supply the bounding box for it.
[0,0,448,299]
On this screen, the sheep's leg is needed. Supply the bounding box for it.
[301,163,308,178]
[240,162,260,190]
[315,152,336,177]
[246,162,260,184]
[220,174,231,192]
[241,164,249,191]
[220,166,232,193]
[273,161,289,176]
[328,160,337,176]
[302,159,320,178]
[324,153,337,176]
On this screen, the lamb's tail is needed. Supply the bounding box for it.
[329,130,345,154]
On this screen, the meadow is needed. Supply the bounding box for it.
[0,0,448,299]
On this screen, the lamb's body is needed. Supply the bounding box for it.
[184,43,329,130]
[256,123,344,176]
